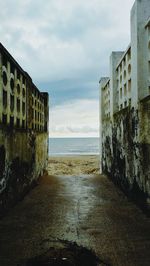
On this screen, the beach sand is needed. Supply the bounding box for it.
[48,155,100,175]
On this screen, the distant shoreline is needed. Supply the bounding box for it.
[49,138,99,156]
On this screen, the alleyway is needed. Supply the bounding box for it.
[0,173,150,266]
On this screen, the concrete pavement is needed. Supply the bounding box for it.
[0,173,150,265]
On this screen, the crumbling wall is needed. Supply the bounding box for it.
[0,128,48,215]
[0,43,49,216]
[102,98,150,208]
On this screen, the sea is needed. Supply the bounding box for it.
[49,137,99,156]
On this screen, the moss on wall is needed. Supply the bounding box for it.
[102,98,150,213]
[0,128,48,216]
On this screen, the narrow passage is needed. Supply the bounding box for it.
[0,159,150,266]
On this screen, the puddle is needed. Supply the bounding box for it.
[19,240,109,266]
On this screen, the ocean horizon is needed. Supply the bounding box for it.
[49,137,99,156]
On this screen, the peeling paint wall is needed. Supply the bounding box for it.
[101,98,150,205]
[0,43,49,215]
[0,129,48,213]
[99,0,150,209]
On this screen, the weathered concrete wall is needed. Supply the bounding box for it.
[0,127,48,214]
[101,97,150,208]
[99,0,150,211]
[0,43,49,215]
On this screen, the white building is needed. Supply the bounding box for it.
[99,0,150,203]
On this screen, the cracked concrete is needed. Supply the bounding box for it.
[0,173,150,266]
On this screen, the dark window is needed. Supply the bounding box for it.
[22,120,25,129]
[2,114,7,125]
[22,87,26,98]
[17,99,20,113]
[3,71,7,86]
[0,145,5,177]
[17,84,20,94]
[3,90,7,109]
[10,95,14,112]
[10,116,14,127]
[10,78,14,92]
[22,102,25,116]
[16,118,20,128]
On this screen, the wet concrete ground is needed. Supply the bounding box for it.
[0,173,150,266]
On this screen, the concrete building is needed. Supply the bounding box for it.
[0,43,49,214]
[99,0,150,207]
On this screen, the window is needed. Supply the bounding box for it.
[148,41,150,51]
[124,70,126,79]
[17,84,21,94]
[22,102,25,116]
[22,120,25,129]
[124,101,127,107]
[120,64,122,72]
[16,118,20,128]
[3,71,7,86]
[123,58,126,67]
[3,90,7,109]
[116,68,119,75]
[120,87,122,99]
[117,79,119,88]
[10,117,14,127]
[22,87,26,98]
[127,49,131,61]
[120,75,122,83]
[2,114,7,125]
[128,79,131,92]
[148,61,150,74]
[10,95,14,112]
[10,78,14,92]
[128,64,131,74]
[124,84,127,96]
[17,99,20,113]
[128,98,131,105]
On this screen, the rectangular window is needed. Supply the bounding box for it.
[120,87,122,99]
[124,84,127,96]
[128,79,131,92]
[3,90,7,109]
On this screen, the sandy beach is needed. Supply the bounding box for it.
[48,155,100,175]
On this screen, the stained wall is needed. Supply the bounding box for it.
[99,0,150,208]
[0,43,49,214]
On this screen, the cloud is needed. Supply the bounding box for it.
[37,78,99,106]
[50,99,99,137]
[0,0,135,137]
[0,0,135,83]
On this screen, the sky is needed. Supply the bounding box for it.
[0,0,135,137]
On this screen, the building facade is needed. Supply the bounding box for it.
[0,43,49,214]
[99,0,150,207]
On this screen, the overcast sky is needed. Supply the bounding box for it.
[0,0,135,137]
